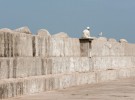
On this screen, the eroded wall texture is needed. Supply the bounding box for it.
[0,31,135,99]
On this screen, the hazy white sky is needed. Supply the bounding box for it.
[0,0,135,43]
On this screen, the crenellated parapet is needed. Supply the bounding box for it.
[0,27,135,99]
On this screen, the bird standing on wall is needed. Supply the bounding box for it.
[82,27,91,38]
[98,32,103,37]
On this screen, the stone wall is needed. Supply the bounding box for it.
[0,31,135,99]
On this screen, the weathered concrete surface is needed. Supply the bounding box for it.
[0,57,91,79]
[119,38,128,43]
[37,29,51,37]
[14,26,32,34]
[52,32,69,38]
[92,56,134,71]
[49,37,65,57]
[12,33,33,57]
[0,56,134,79]
[32,36,49,57]
[49,57,90,74]
[13,57,42,78]
[6,78,135,100]
[48,38,80,57]
[0,32,13,57]
[0,29,135,100]
[108,38,117,42]
[0,72,95,99]
[0,32,33,57]
[64,38,80,57]
[33,37,81,57]
[91,40,125,56]
[0,58,13,79]
[0,57,43,79]
[124,43,135,56]
[91,39,135,57]
[1,68,135,99]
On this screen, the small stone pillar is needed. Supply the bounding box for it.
[79,38,93,57]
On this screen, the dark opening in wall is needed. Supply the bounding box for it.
[79,38,93,57]
[32,36,36,57]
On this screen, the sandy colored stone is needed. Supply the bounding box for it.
[0,27,135,100]
[13,33,33,57]
[97,37,107,41]
[72,38,80,56]
[97,70,118,82]
[33,36,49,57]
[1,67,135,99]
[124,43,134,56]
[91,40,125,56]
[52,32,69,38]
[12,57,43,78]
[64,38,74,57]
[91,40,110,56]
[5,78,135,100]
[0,31,13,57]
[37,29,51,37]
[119,38,128,43]
[14,26,32,34]
[0,28,13,33]
[49,37,65,57]
[108,38,117,42]
[0,58,13,79]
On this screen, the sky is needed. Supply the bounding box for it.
[0,0,135,43]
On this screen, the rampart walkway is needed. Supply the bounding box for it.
[7,78,135,100]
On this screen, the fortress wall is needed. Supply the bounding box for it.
[1,68,135,99]
[0,36,134,75]
[47,57,90,74]
[0,56,134,85]
[92,56,135,71]
[0,73,95,99]
[33,36,80,57]
[90,39,135,72]
[0,57,91,79]
[91,39,125,56]
[12,33,33,57]
[33,36,49,57]
[0,68,135,99]
[124,43,135,56]
[0,32,13,57]
[1,31,135,58]
[0,32,33,57]
[0,58,13,79]
[133,44,135,56]
[49,37,65,57]
[13,57,42,78]
[0,57,41,79]
[0,31,135,99]
[91,39,135,57]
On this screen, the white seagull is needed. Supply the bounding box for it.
[98,32,103,37]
